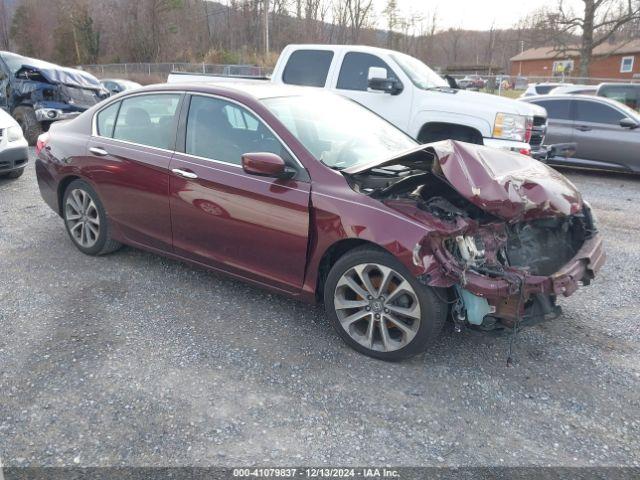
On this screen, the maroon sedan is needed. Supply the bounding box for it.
[35,83,605,360]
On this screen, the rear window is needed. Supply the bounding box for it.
[112,94,181,149]
[535,85,558,95]
[96,101,120,137]
[598,85,638,110]
[532,99,572,121]
[282,50,333,87]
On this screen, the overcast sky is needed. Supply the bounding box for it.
[371,0,581,30]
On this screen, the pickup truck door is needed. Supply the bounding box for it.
[331,51,413,132]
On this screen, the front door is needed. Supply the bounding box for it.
[169,94,310,292]
[86,92,182,251]
[333,51,413,132]
[572,99,640,171]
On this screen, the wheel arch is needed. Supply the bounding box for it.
[314,238,387,301]
[417,122,484,145]
[57,175,82,216]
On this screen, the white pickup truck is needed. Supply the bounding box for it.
[168,44,547,154]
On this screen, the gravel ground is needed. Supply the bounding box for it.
[0,152,638,468]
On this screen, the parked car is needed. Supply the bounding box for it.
[169,44,546,155]
[0,51,109,145]
[457,75,486,90]
[548,84,597,96]
[100,78,142,95]
[522,94,640,173]
[0,107,28,179]
[35,83,604,360]
[596,83,639,110]
[520,82,568,98]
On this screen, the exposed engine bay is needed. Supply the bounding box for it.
[343,141,602,331]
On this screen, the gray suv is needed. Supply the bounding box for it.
[522,94,640,173]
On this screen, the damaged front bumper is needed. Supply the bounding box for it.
[430,232,604,299]
[422,230,605,329]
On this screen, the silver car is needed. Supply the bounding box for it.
[522,94,640,173]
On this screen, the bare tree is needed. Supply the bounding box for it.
[550,0,640,76]
[346,0,373,43]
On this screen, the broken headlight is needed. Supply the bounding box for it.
[455,234,485,266]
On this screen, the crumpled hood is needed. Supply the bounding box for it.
[344,140,583,221]
[18,62,102,90]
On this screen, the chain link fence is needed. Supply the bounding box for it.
[78,63,638,96]
[79,63,270,84]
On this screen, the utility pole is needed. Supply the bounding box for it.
[263,0,269,55]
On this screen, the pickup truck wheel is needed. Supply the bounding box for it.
[324,246,447,361]
[1,168,25,179]
[62,179,122,256]
[14,106,43,146]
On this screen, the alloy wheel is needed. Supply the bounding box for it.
[65,188,100,248]
[334,263,421,353]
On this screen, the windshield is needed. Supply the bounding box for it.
[390,52,447,89]
[262,94,417,170]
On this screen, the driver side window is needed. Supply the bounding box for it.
[186,95,293,166]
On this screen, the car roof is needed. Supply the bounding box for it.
[134,81,329,101]
[523,93,615,103]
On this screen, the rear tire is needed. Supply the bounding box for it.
[62,179,122,256]
[323,246,447,361]
[13,106,43,146]
[1,168,24,179]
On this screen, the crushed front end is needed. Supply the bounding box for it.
[344,140,605,331]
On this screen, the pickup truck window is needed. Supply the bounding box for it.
[263,94,416,170]
[337,52,398,91]
[390,52,447,90]
[282,50,333,87]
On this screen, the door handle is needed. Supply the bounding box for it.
[172,168,198,179]
[89,146,108,156]
[575,125,592,132]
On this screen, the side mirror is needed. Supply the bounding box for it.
[367,66,402,95]
[619,117,639,129]
[241,152,295,179]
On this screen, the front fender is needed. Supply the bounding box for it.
[301,186,437,301]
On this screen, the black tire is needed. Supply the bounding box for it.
[323,246,447,361]
[0,168,24,179]
[13,106,43,146]
[62,179,122,256]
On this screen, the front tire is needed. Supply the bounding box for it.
[62,179,122,256]
[0,168,24,179]
[13,106,43,146]
[323,246,447,361]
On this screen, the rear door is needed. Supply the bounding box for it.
[168,94,311,292]
[86,92,182,251]
[572,98,640,171]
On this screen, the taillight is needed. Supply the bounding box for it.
[519,148,531,156]
[36,132,50,156]
[524,116,533,143]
